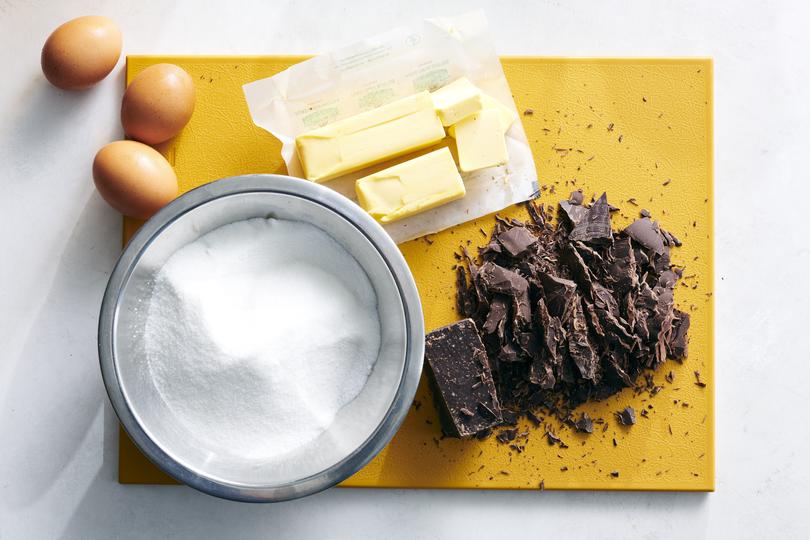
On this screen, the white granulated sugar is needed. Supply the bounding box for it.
[144,218,381,461]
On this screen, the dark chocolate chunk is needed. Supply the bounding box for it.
[574,412,594,433]
[497,226,538,257]
[566,299,599,381]
[559,200,589,226]
[569,193,613,244]
[480,262,531,327]
[624,217,666,255]
[482,295,509,335]
[616,406,637,426]
[539,273,577,319]
[668,309,690,359]
[606,236,638,295]
[425,319,502,438]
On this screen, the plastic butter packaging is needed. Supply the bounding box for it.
[243,11,538,243]
[296,92,445,183]
[355,148,465,224]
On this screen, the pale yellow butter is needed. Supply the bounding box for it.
[295,92,445,183]
[355,147,465,224]
[431,78,483,126]
[453,108,509,173]
[448,92,517,137]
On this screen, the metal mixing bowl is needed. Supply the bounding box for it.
[99,174,424,502]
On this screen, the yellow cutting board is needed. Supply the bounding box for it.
[120,56,713,491]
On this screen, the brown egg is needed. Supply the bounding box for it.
[41,16,122,90]
[93,141,178,219]
[121,64,196,144]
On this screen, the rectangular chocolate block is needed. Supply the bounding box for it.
[425,319,502,438]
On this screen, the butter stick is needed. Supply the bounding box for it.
[453,108,509,173]
[431,78,483,126]
[355,147,465,224]
[295,92,446,183]
[448,93,517,138]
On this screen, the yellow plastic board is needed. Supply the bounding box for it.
[120,56,713,491]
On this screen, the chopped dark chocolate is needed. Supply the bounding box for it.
[425,319,503,438]
[616,406,637,426]
[447,192,691,439]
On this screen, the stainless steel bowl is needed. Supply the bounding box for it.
[99,174,424,502]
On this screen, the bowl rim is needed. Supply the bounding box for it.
[98,174,424,502]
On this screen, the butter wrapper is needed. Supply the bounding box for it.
[243,11,538,243]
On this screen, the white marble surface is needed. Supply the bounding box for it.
[1,0,808,538]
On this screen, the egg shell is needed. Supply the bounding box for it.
[121,64,196,145]
[41,16,122,90]
[93,141,178,220]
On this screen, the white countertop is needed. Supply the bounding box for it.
[1,1,808,538]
